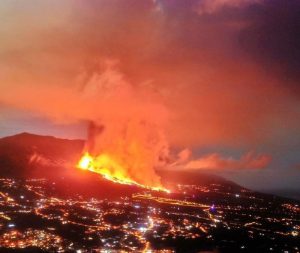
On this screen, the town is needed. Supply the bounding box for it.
[0,177,299,252]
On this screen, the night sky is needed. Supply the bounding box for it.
[0,0,300,191]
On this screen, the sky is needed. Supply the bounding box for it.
[0,0,300,190]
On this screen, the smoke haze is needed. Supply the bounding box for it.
[0,0,300,188]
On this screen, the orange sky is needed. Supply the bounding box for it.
[0,0,300,189]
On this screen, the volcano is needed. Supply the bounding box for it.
[0,133,141,198]
[0,133,299,252]
[0,132,243,196]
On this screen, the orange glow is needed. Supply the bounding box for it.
[78,153,92,170]
[77,152,169,193]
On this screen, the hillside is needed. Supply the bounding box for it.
[0,133,243,195]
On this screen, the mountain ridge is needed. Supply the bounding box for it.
[0,133,254,195]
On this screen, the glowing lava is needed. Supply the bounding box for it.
[77,152,169,193]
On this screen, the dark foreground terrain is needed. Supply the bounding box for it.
[0,133,299,252]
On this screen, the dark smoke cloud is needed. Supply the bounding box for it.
[239,0,300,93]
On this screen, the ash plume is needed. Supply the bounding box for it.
[0,0,300,185]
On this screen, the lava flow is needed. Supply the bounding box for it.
[77,152,169,193]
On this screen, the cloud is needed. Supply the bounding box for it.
[239,0,300,88]
[177,149,192,163]
[0,58,170,187]
[184,151,272,170]
[0,0,299,150]
[196,0,263,15]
